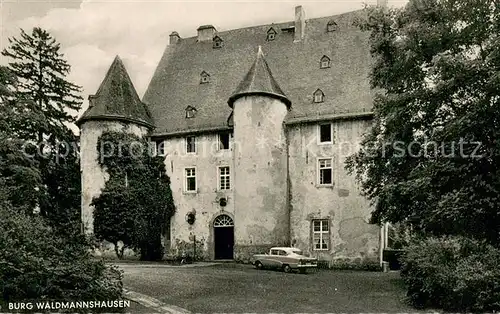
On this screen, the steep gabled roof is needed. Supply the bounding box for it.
[228,46,290,108]
[144,10,375,136]
[77,56,154,128]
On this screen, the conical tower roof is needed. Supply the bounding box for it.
[76,56,154,128]
[228,46,291,108]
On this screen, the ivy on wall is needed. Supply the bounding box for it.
[91,131,175,261]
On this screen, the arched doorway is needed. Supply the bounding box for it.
[213,214,234,260]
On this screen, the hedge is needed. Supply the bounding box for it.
[400,236,500,312]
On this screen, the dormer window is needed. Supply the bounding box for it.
[327,20,338,32]
[213,36,223,49]
[313,89,325,103]
[185,106,197,118]
[320,55,331,69]
[200,71,210,84]
[267,27,277,41]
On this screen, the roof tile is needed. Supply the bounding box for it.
[143,10,374,136]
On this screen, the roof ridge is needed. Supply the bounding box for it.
[176,9,365,41]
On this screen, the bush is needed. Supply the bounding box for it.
[172,239,206,261]
[0,203,124,312]
[329,258,382,271]
[400,236,500,312]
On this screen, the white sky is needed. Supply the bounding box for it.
[1,0,407,117]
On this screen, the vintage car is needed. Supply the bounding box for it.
[251,247,318,273]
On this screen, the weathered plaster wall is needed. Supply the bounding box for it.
[80,120,149,234]
[232,95,289,261]
[162,134,234,260]
[288,119,379,263]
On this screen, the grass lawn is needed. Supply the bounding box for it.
[120,263,414,313]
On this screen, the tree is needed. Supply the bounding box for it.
[92,132,175,260]
[347,0,500,245]
[0,36,124,309]
[2,28,82,233]
[0,66,19,134]
[2,28,82,143]
[0,193,124,311]
[0,67,42,213]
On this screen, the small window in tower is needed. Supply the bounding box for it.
[185,106,196,118]
[327,20,338,32]
[200,71,210,84]
[213,36,224,49]
[267,27,277,41]
[320,55,331,69]
[313,89,325,103]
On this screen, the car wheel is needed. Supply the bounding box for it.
[255,261,263,270]
[299,268,306,274]
[282,264,292,273]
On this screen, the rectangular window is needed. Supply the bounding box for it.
[318,158,333,185]
[185,167,196,192]
[218,132,231,150]
[186,136,196,153]
[319,123,332,143]
[312,220,330,250]
[218,166,230,190]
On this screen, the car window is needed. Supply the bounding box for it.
[278,250,287,256]
[270,250,278,255]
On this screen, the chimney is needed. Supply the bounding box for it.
[377,0,388,8]
[169,31,180,45]
[294,6,306,42]
[197,25,216,42]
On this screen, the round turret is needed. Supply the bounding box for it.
[229,47,291,261]
[77,56,154,234]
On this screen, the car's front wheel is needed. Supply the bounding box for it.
[254,261,263,270]
[282,264,292,273]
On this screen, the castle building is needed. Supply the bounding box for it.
[77,5,391,264]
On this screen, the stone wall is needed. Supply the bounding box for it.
[161,133,234,260]
[287,118,380,263]
[81,117,381,264]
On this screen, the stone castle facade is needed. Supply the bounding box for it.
[78,5,390,264]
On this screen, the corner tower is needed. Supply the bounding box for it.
[76,56,154,234]
[228,47,292,261]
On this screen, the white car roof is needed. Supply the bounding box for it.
[270,247,302,252]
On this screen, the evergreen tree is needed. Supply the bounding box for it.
[347,0,500,245]
[0,66,42,213]
[2,28,82,233]
[2,28,82,142]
